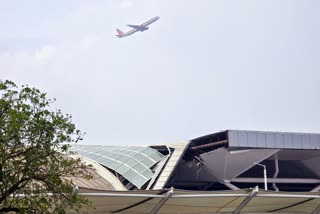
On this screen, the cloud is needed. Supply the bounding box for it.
[120,0,133,8]
[79,35,100,49]
[0,44,56,66]
[70,4,98,18]
[34,45,56,62]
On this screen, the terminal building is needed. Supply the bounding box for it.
[69,130,320,213]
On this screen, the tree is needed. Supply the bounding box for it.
[0,80,92,213]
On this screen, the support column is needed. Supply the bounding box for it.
[272,153,279,191]
[233,186,259,214]
[151,187,174,214]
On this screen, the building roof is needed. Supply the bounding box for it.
[69,130,320,193]
[227,130,320,149]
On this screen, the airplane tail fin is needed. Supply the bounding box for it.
[116,29,124,37]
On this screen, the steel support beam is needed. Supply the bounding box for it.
[311,185,320,192]
[232,178,320,184]
[256,194,320,199]
[172,193,249,198]
[151,187,174,214]
[223,181,240,190]
[312,205,320,214]
[233,186,258,214]
[78,193,165,198]
[189,140,228,151]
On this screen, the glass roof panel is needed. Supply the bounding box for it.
[149,152,163,160]
[141,148,156,156]
[141,170,153,178]
[117,164,131,174]
[133,153,148,162]
[70,144,167,189]
[136,147,146,151]
[133,164,147,172]
[123,169,139,181]
[118,155,129,162]
[133,176,148,188]
[100,158,113,166]
[109,161,122,169]
[125,159,140,167]
[125,151,137,156]
[141,158,155,167]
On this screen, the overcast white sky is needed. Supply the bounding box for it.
[1,0,320,145]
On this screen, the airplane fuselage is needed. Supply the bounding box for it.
[138,26,149,31]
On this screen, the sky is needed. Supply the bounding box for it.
[1,0,320,145]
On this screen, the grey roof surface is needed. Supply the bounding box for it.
[228,130,320,150]
[67,168,117,191]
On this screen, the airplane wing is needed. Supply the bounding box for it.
[141,16,160,27]
[127,25,141,30]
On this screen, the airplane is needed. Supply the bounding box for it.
[116,16,160,38]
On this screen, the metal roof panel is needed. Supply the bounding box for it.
[228,130,320,149]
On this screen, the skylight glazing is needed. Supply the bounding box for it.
[70,145,166,189]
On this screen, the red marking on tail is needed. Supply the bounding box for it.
[116,29,124,36]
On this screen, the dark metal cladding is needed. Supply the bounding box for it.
[227,130,320,150]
